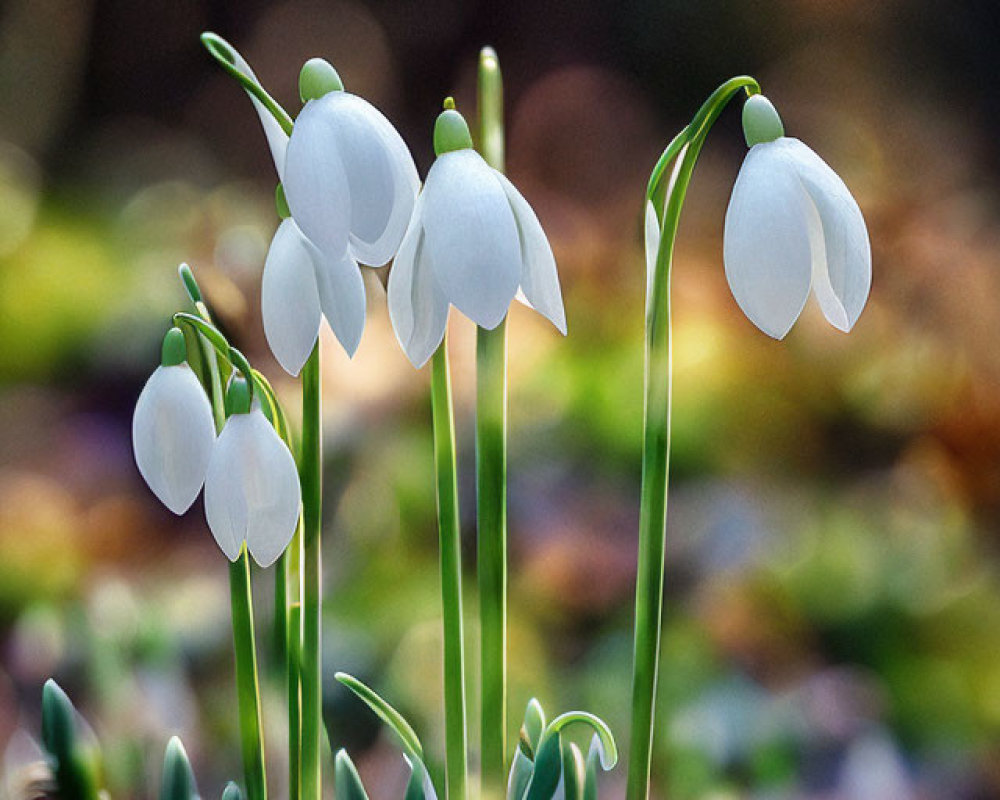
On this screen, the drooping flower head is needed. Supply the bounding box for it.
[204,35,419,371]
[388,99,566,368]
[132,327,216,514]
[722,94,871,338]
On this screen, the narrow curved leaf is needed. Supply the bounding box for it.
[334,750,369,800]
[546,712,617,771]
[335,672,424,761]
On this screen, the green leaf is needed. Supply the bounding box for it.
[41,680,100,800]
[335,672,424,761]
[524,731,562,800]
[404,755,433,800]
[221,781,244,800]
[562,742,584,800]
[582,736,601,800]
[521,698,546,757]
[546,711,618,770]
[507,748,534,800]
[160,737,198,800]
[334,750,369,800]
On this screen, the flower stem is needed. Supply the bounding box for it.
[230,551,268,800]
[300,343,323,800]
[288,598,302,800]
[626,76,759,800]
[477,45,508,799]
[430,336,468,800]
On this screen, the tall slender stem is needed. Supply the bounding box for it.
[476,46,508,799]
[230,552,269,800]
[626,77,759,800]
[431,336,468,800]
[288,597,302,800]
[300,343,323,800]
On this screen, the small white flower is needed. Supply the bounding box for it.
[132,331,216,515]
[239,57,418,372]
[723,95,871,339]
[204,403,300,568]
[388,104,566,368]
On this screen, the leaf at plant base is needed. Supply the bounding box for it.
[507,747,534,800]
[41,680,100,800]
[221,781,244,800]
[160,737,198,800]
[546,712,618,771]
[334,750,370,800]
[562,742,584,800]
[525,732,562,800]
[335,672,424,762]
[403,754,437,800]
[582,735,602,800]
[521,698,546,757]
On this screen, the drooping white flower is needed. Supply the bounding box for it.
[388,103,566,368]
[132,329,216,514]
[204,379,300,568]
[242,57,418,372]
[723,94,871,339]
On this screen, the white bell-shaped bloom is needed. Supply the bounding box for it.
[132,343,216,515]
[723,95,871,339]
[204,404,301,568]
[388,105,566,368]
[245,60,418,371]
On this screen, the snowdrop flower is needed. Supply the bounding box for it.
[723,94,871,338]
[388,101,566,368]
[249,57,419,371]
[132,328,216,514]
[204,376,300,568]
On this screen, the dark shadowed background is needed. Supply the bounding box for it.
[3,1,1000,797]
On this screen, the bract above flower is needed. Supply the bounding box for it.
[204,387,300,568]
[388,103,566,368]
[723,94,871,339]
[132,329,216,515]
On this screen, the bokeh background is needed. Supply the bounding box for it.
[3,0,1000,797]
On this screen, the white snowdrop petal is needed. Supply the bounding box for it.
[782,138,872,331]
[132,364,216,515]
[388,201,449,368]
[284,97,352,256]
[229,50,289,180]
[317,93,420,267]
[262,219,322,376]
[313,246,367,357]
[723,141,813,339]
[422,150,521,329]
[644,199,661,312]
[494,171,566,334]
[204,410,300,566]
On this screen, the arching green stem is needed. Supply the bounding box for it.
[627,76,759,800]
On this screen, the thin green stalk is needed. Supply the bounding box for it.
[431,336,468,800]
[230,551,269,800]
[288,599,302,800]
[626,77,759,800]
[476,46,509,799]
[300,343,323,800]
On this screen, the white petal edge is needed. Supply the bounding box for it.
[494,171,566,334]
[421,150,521,329]
[132,364,216,515]
[204,409,301,567]
[229,49,289,180]
[262,219,323,376]
[312,246,367,357]
[723,141,814,339]
[388,197,449,368]
[315,93,420,267]
[781,138,872,331]
[283,97,352,256]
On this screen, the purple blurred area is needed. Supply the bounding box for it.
[3,1,1000,798]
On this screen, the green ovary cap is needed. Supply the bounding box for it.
[161,327,187,367]
[225,375,252,416]
[742,94,784,147]
[434,100,473,155]
[300,58,344,101]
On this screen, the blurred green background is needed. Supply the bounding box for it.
[3,1,1000,797]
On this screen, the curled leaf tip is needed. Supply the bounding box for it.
[200,32,237,66]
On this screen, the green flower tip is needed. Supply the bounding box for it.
[742,94,784,147]
[225,375,252,416]
[200,32,237,67]
[300,57,344,102]
[161,327,187,367]
[275,183,291,219]
[434,103,473,156]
